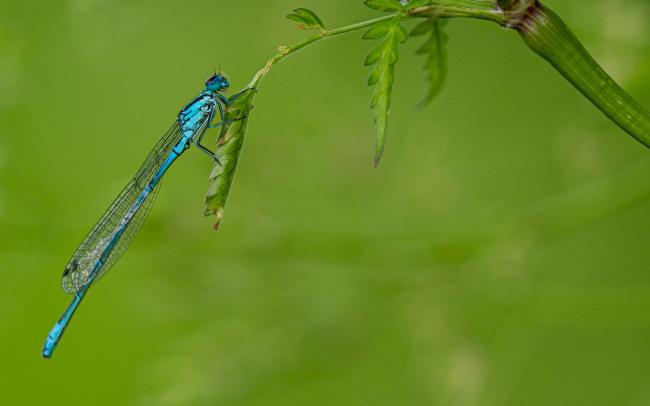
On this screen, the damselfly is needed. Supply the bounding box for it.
[42,73,250,358]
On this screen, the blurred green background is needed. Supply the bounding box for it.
[1,0,649,404]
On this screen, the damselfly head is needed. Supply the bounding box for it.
[205,73,229,92]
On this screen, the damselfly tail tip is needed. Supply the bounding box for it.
[212,221,221,231]
[42,345,53,359]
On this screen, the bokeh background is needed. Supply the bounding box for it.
[1,0,649,404]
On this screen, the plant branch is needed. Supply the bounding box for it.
[248,14,398,89]
[513,2,650,147]
[409,1,504,23]
[205,0,650,226]
[411,0,650,148]
[204,13,403,226]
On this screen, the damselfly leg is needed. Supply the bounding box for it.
[195,115,249,162]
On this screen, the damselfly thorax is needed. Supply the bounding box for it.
[179,91,218,135]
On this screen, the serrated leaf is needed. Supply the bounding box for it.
[364,0,403,12]
[362,17,406,166]
[414,18,448,107]
[286,8,325,30]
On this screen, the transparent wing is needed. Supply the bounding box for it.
[62,122,183,293]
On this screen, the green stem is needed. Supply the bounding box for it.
[248,14,398,89]
[514,2,650,147]
[409,1,504,23]
[411,0,650,148]
[250,0,506,89]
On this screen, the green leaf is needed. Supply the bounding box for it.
[412,18,448,106]
[364,0,403,12]
[362,20,393,39]
[363,17,407,166]
[204,88,256,229]
[286,8,325,30]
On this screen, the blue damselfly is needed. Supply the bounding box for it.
[42,74,249,358]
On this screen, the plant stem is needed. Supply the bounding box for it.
[412,0,650,148]
[248,14,398,89]
[248,1,519,89]
[409,0,503,23]
[514,2,650,147]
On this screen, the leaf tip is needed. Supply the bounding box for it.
[211,206,224,231]
[373,142,386,168]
